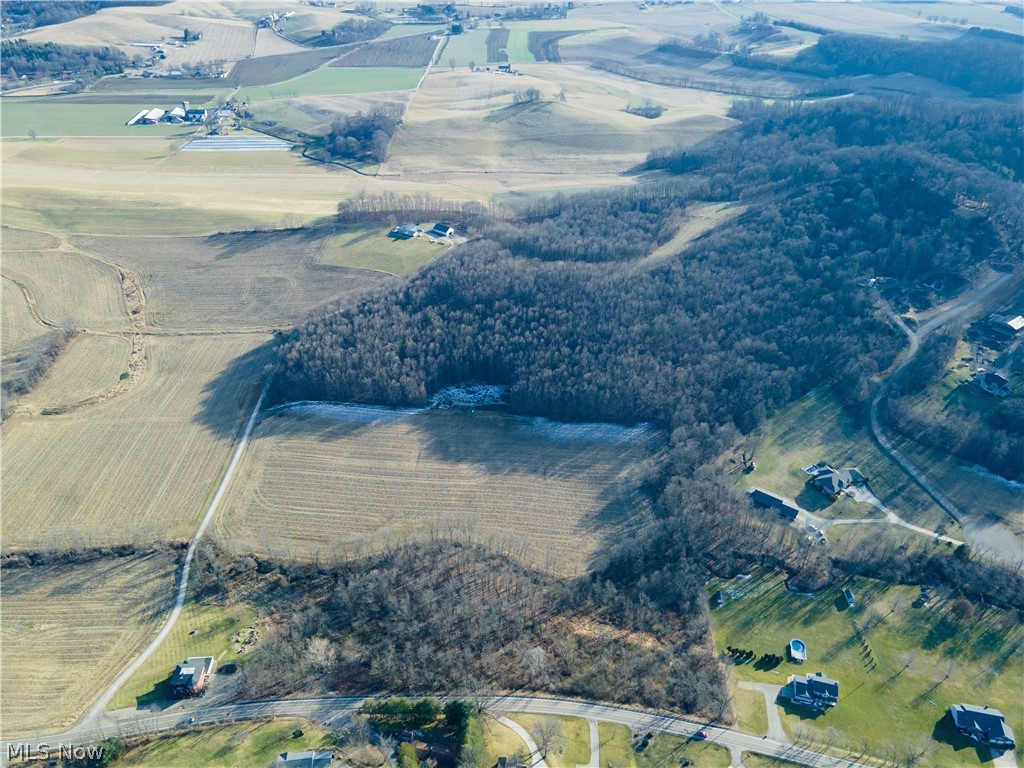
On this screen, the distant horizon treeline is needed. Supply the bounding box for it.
[2,39,134,83]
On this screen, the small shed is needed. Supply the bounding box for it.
[430,222,455,238]
[842,588,855,608]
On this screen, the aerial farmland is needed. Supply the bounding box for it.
[1,1,1021,766]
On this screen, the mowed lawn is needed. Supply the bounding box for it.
[599,723,730,767]
[1,101,196,138]
[114,719,335,767]
[108,600,258,710]
[320,226,446,274]
[238,66,423,101]
[710,570,1023,765]
[508,714,591,767]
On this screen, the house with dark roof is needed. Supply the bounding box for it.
[749,488,801,521]
[788,671,839,711]
[969,371,1012,398]
[950,704,1015,751]
[811,465,866,498]
[169,656,214,698]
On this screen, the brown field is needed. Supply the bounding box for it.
[216,406,666,575]
[71,230,387,331]
[228,45,350,87]
[0,551,176,737]
[253,26,309,57]
[1,247,129,332]
[21,333,132,411]
[486,28,511,62]
[17,1,257,68]
[331,33,438,68]
[0,334,270,551]
[1,276,45,353]
[383,66,733,180]
[527,30,587,63]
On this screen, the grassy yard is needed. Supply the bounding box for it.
[741,755,806,768]
[709,569,1023,765]
[320,226,446,274]
[114,719,335,767]
[599,723,731,767]
[1,102,196,138]
[738,387,953,531]
[731,686,768,737]
[238,67,423,102]
[484,718,532,766]
[108,600,258,710]
[508,714,591,767]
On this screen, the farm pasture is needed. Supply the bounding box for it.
[238,66,423,102]
[248,91,412,136]
[0,551,176,737]
[72,230,387,331]
[505,29,536,64]
[0,101,197,138]
[0,334,271,551]
[20,333,132,411]
[252,26,309,57]
[441,28,490,67]
[215,406,666,575]
[1,246,130,331]
[320,225,446,275]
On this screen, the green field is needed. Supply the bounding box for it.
[484,718,531,766]
[739,387,953,531]
[320,226,445,274]
[238,66,423,102]
[508,714,591,766]
[442,28,490,66]
[1,102,196,138]
[114,719,335,767]
[710,570,1023,766]
[506,29,537,63]
[108,601,259,710]
[599,723,731,768]
[731,686,769,737]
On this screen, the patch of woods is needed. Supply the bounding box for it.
[2,39,134,84]
[315,106,403,164]
[195,539,731,721]
[313,18,391,47]
[0,1,168,35]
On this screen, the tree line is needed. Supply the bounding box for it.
[2,39,133,83]
[313,18,391,47]
[317,106,403,164]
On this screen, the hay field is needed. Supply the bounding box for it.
[22,333,132,410]
[1,247,129,331]
[72,230,386,331]
[0,551,176,737]
[0,334,270,551]
[16,1,257,67]
[320,225,445,274]
[216,406,666,574]
[383,66,732,178]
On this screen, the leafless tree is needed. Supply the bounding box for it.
[530,716,564,757]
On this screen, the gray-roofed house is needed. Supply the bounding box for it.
[275,750,333,768]
[811,465,866,498]
[788,671,839,711]
[749,488,801,521]
[169,656,215,698]
[949,704,1015,751]
[391,223,421,239]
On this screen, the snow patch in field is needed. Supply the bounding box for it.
[431,382,509,408]
[270,401,422,425]
[962,463,1024,491]
[512,415,655,444]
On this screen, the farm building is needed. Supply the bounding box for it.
[787,671,839,711]
[430,222,455,238]
[949,705,1015,751]
[169,656,215,698]
[126,109,148,126]
[986,313,1024,339]
[140,108,165,124]
[392,223,421,238]
[843,587,855,607]
[809,464,866,498]
[185,107,208,123]
[749,488,800,521]
[968,371,1012,397]
[166,106,186,123]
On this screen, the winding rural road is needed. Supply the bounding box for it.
[2,695,872,768]
[869,271,1016,527]
[81,377,271,725]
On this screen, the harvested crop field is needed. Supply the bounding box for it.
[22,333,132,410]
[527,30,586,62]
[238,66,423,102]
[216,406,666,574]
[486,27,511,62]
[0,334,271,550]
[253,26,309,57]
[228,45,350,87]
[72,230,386,331]
[0,551,176,737]
[331,33,438,68]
